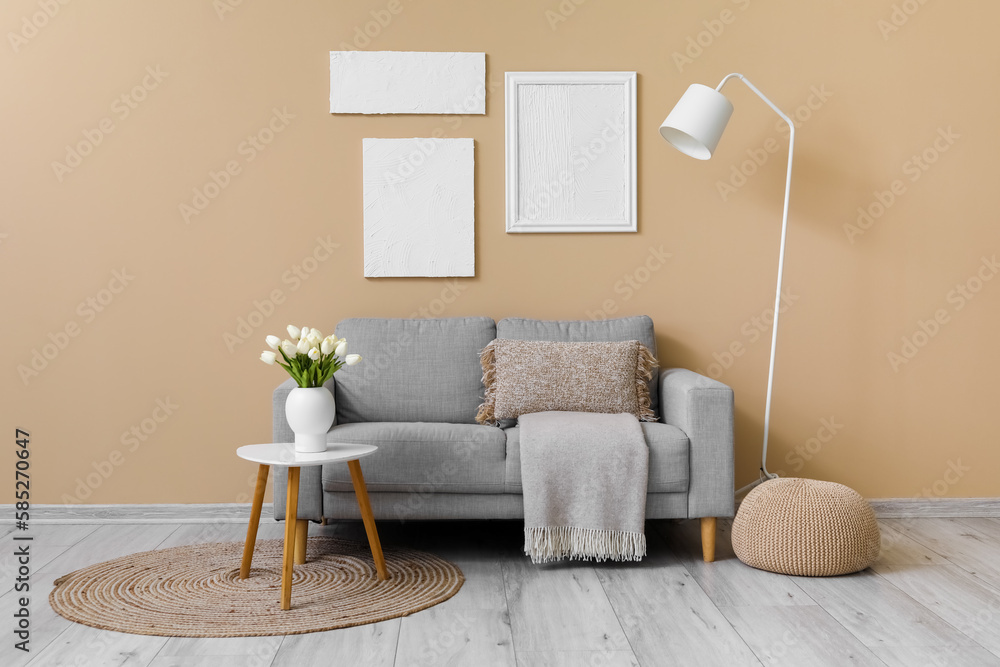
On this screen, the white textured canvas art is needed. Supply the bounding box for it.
[363,138,475,278]
[506,72,637,233]
[331,51,486,114]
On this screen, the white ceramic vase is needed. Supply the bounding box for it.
[285,387,334,453]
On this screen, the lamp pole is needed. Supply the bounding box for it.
[718,74,794,495]
[661,73,795,495]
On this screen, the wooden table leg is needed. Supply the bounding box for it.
[281,466,300,610]
[348,459,388,581]
[294,519,308,565]
[240,464,269,580]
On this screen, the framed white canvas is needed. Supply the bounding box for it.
[363,137,475,278]
[331,51,486,115]
[505,71,637,233]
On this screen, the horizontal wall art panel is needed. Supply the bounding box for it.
[330,51,486,114]
[506,71,637,233]
[363,137,475,278]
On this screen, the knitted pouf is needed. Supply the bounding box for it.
[732,477,880,576]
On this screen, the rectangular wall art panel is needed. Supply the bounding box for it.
[505,71,637,233]
[363,138,475,278]
[331,51,486,114]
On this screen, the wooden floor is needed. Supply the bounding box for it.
[2,517,1000,666]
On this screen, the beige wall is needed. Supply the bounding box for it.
[3,0,998,504]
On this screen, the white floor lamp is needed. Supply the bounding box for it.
[659,73,794,496]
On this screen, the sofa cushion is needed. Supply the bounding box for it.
[322,422,506,494]
[503,422,689,494]
[496,316,659,418]
[333,317,496,424]
[476,339,656,424]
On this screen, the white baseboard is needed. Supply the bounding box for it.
[1,498,998,524]
[0,503,273,524]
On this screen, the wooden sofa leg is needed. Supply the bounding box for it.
[701,517,717,562]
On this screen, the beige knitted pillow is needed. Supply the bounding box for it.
[475,339,657,425]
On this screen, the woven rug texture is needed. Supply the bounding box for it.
[49,537,464,637]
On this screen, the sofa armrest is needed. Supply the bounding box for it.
[272,377,335,522]
[660,368,735,519]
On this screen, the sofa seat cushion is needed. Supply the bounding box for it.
[322,422,506,494]
[333,317,496,424]
[503,422,689,494]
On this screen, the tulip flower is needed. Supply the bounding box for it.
[261,325,361,388]
[296,337,311,355]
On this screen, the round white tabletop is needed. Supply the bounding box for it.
[236,442,377,467]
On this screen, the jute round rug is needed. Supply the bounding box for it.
[49,537,464,637]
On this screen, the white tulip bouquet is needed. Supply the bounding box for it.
[259,324,361,388]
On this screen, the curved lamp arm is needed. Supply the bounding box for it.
[717,74,794,496]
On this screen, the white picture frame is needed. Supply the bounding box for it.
[505,71,637,233]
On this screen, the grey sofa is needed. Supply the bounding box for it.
[274,316,734,561]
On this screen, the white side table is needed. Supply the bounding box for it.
[236,442,387,610]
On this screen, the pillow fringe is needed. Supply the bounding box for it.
[476,340,497,424]
[636,342,658,422]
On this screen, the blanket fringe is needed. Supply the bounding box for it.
[524,525,647,564]
[476,341,497,424]
[636,342,658,422]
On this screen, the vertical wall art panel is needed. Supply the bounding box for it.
[505,72,637,233]
[331,51,486,114]
[363,138,475,278]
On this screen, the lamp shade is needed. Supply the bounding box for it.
[659,84,735,160]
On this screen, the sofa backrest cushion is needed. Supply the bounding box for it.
[334,317,496,424]
[495,316,659,419]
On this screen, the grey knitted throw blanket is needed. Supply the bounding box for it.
[520,411,648,563]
